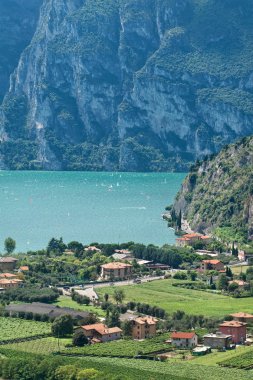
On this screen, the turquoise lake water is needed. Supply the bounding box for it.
[0,171,186,252]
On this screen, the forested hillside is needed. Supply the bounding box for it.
[173,136,253,242]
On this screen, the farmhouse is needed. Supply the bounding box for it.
[219,320,247,344]
[0,279,23,289]
[171,332,198,348]
[100,262,132,280]
[81,323,122,343]
[200,260,224,272]
[131,317,158,340]
[0,273,18,279]
[228,280,249,289]
[0,257,18,272]
[203,332,232,349]
[176,233,211,247]
[5,302,91,321]
[230,312,253,324]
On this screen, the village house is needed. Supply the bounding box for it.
[81,323,122,343]
[200,260,225,272]
[112,249,134,262]
[171,332,198,348]
[0,278,23,289]
[100,262,132,280]
[19,266,29,272]
[176,233,211,247]
[228,280,249,289]
[131,317,158,340]
[203,332,232,349]
[219,320,247,344]
[0,273,18,280]
[230,312,253,324]
[0,257,18,272]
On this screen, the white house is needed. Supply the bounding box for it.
[171,332,198,348]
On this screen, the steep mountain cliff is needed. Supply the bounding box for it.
[0,0,42,101]
[0,0,253,170]
[173,136,253,242]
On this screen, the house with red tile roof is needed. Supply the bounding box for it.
[100,262,132,280]
[131,316,158,340]
[0,257,18,272]
[0,278,23,289]
[219,321,247,344]
[201,260,224,272]
[171,332,198,348]
[230,312,253,323]
[176,233,211,247]
[81,323,122,343]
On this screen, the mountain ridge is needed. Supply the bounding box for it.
[0,0,253,171]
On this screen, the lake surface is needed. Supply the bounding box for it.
[0,171,186,252]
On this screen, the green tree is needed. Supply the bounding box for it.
[76,369,100,380]
[4,237,16,254]
[217,274,228,290]
[52,315,73,337]
[122,320,132,336]
[106,306,120,327]
[113,289,125,304]
[55,365,78,380]
[177,210,182,230]
[73,330,88,347]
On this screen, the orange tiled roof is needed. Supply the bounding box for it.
[202,260,221,265]
[171,332,196,339]
[0,279,22,285]
[101,262,132,269]
[220,321,247,327]
[19,266,29,271]
[0,257,18,263]
[0,273,17,278]
[82,323,122,336]
[183,233,201,238]
[230,312,253,319]
[229,280,248,286]
[134,317,158,325]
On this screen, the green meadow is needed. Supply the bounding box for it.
[97,279,253,317]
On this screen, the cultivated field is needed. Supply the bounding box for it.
[97,279,253,317]
[2,334,169,357]
[0,317,51,341]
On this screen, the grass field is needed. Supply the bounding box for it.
[53,296,106,317]
[97,279,253,317]
[0,317,51,341]
[231,265,250,275]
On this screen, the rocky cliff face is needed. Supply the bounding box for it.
[0,0,42,101]
[173,136,253,242]
[0,0,253,170]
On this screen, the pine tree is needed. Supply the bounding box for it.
[177,210,182,230]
